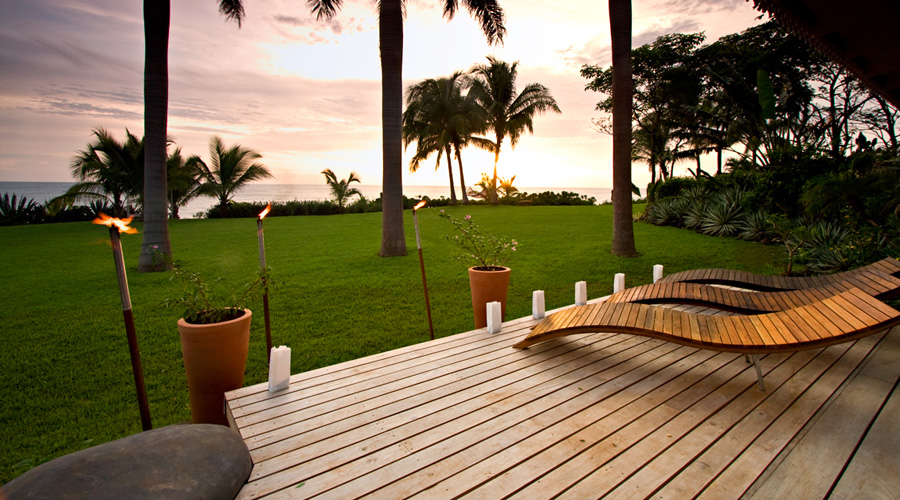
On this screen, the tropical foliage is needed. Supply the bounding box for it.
[55,127,144,217]
[402,72,476,205]
[321,169,363,210]
[468,56,561,204]
[306,0,506,257]
[193,136,273,215]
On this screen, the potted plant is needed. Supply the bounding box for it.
[439,211,517,328]
[166,264,268,426]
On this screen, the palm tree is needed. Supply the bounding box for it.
[468,56,561,204]
[403,72,479,205]
[609,0,637,256]
[195,136,273,214]
[140,0,245,271]
[321,169,363,210]
[166,147,205,219]
[308,0,505,255]
[58,127,144,217]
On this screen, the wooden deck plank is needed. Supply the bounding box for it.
[697,332,887,499]
[747,330,900,500]
[650,339,863,499]
[550,353,795,500]
[296,341,682,500]
[830,375,900,499]
[377,345,705,500]
[227,301,900,500]
[448,349,730,500]
[236,335,662,499]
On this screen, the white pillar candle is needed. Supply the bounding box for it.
[614,273,626,294]
[533,290,546,319]
[268,345,291,392]
[486,301,502,333]
[575,281,587,306]
[653,264,664,283]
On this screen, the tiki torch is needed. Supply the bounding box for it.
[93,213,152,431]
[258,204,273,363]
[413,200,435,340]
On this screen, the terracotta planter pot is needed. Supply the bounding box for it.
[468,266,511,329]
[177,309,251,425]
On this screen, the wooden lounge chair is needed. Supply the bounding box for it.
[605,270,900,314]
[512,287,900,390]
[657,257,900,299]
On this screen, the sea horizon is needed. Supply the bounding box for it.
[0,181,613,218]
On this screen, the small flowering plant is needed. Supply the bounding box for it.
[438,210,518,270]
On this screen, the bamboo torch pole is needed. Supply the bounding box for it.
[96,215,152,431]
[413,201,434,340]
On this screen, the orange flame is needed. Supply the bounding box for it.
[258,203,271,220]
[413,200,427,211]
[92,213,138,234]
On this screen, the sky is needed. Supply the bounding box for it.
[0,0,765,191]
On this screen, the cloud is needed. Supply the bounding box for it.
[555,17,704,69]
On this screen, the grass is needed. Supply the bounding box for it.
[0,204,784,484]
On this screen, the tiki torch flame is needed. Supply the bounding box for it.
[258,203,271,220]
[413,200,426,211]
[93,213,138,234]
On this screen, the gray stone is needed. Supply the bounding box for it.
[2,424,251,500]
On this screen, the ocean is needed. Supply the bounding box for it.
[0,182,612,218]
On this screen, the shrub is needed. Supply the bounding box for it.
[0,194,42,226]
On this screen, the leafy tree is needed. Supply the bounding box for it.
[402,72,477,204]
[321,168,363,210]
[58,127,144,217]
[307,0,506,256]
[140,0,245,272]
[195,137,273,214]
[166,147,205,219]
[582,32,705,183]
[469,56,561,204]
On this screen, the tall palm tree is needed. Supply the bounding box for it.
[403,72,478,205]
[140,0,245,271]
[609,0,637,256]
[195,136,273,214]
[321,168,363,210]
[59,127,144,217]
[468,56,561,204]
[308,0,505,255]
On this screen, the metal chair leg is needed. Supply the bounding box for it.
[751,354,765,391]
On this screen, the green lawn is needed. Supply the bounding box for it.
[0,204,784,484]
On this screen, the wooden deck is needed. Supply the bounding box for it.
[225,299,900,499]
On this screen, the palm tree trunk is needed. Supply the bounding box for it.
[378,0,407,257]
[609,0,637,257]
[139,0,173,272]
[444,146,458,205]
[455,147,468,204]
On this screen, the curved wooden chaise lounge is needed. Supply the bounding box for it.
[657,257,900,298]
[513,287,900,390]
[605,270,900,314]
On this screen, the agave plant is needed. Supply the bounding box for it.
[682,200,707,230]
[644,198,688,227]
[740,209,772,241]
[699,189,746,237]
[0,193,41,226]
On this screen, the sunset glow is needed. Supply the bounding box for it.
[0,0,766,189]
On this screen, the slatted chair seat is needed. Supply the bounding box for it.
[513,288,900,390]
[606,271,900,313]
[657,257,900,299]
